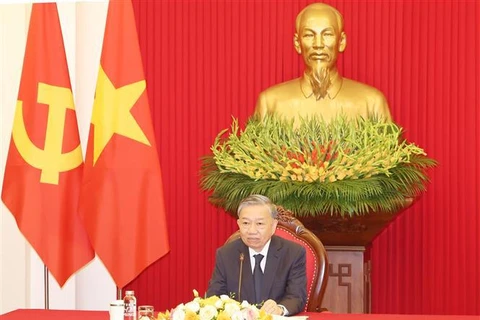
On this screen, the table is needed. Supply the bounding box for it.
[1,309,479,320]
[0,309,107,319]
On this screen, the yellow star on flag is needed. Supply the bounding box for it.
[91,66,151,164]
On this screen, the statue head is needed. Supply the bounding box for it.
[294,3,347,98]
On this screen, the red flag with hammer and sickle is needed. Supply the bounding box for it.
[1,3,94,287]
[79,0,169,288]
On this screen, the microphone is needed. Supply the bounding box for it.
[238,253,244,301]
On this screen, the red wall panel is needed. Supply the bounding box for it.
[128,0,480,315]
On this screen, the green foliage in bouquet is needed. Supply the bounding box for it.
[201,116,437,217]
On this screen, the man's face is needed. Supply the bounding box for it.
[295,9,345,72]
[237,204,278,252]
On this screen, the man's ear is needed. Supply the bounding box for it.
[339,31,347,52]
[273,219,278,230]
[294,33,301,54]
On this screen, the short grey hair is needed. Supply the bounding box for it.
[295,3,344,33]
[237,194,278,219]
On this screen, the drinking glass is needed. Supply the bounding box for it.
[138,305,155,320]
[109,300,124,320]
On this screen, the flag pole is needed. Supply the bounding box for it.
[1,2,95,297]
[44,265,49,309]
[117,287,123,300]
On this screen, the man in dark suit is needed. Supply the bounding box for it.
[207,195,307,316]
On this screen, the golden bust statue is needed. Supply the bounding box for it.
[254,3,392,124]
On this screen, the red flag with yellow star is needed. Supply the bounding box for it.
[79,0,169,288]
[1,3,94,286]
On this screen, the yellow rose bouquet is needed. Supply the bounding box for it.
[158,290,272,320]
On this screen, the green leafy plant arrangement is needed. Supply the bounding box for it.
[200,115,437,217]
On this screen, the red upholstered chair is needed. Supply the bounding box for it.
[225,206,329,312]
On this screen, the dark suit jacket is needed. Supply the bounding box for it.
[206,235,307,315]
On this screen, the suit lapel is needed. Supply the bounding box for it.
[261,236,282,303]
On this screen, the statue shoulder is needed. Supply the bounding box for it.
[341,78,392,121]
[254,78,303,119]
[258,78,302,99]
[342,78,387,101]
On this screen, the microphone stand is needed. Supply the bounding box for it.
[238,253,244,301]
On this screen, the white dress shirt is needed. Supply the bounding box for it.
[248,240,271,273]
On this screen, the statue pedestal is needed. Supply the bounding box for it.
[297,201,412,313]
[299,211,405,246]
[320,246,367,313]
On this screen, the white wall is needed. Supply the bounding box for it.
[0,1,116,314]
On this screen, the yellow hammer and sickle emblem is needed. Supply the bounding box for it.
[13,82,83,185]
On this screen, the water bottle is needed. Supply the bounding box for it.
[123,290,137,320]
